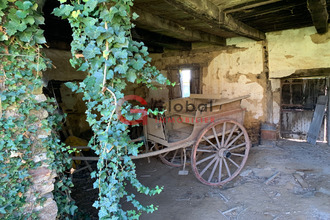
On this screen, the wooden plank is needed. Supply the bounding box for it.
[327,78,330,146]
[132,28,192,51]
[190,94,221,99]
[164,0,265,40]
[307,0,329,34]
[224,0,283,13]
[134,8,226,45]
[147,117,166,140]
[307,95,328,145]
[190,94,250,103]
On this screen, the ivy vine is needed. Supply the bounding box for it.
[54,0,168,218]
[0,0,75,219]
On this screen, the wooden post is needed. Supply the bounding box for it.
[327,77,330,146]
[307,0,329,34]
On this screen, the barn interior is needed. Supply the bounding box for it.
[40,0,330,218]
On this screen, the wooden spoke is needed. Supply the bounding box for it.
[157,145,191,167]
[221,122,226,148]
[191,119,251,186]
[226,132,244,149]
[162,151,170,158]
[218,158,223,182]
[171,149,178,163]
[227,157,240,168]
[223,158,231,177]
[231,153,245,157]
[196,149,217,153]
[196,154,216,165]
[212,126,221,149]
[202,136,219,150]
[224,124,237,147]
[200,157,217,177]
[228,142,246,151]
[208,158,220,182]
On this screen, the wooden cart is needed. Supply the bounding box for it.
[131,94,251,186]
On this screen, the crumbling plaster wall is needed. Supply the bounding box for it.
[205,38,267,123]
[267,26,330,124]
[150,43,268,143]
[149,48,224,103]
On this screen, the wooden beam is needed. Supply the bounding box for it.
[224,0,282,13]
[133,8,225,46]
[327,77,330,145]
[132,28,192,51]
[229,2,307,20]
[164,0,266,40]
[307,0,329,34]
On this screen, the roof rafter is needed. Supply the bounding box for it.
[164,0,266,40]
[133,8,226,46]
[132,28,192,51]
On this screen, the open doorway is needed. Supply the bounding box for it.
[280,77,327,141]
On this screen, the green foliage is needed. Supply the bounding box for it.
[55,0,167,218]
[0,1,76,219]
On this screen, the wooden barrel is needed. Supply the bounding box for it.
[261,123,277,141]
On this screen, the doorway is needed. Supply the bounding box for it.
[280,77,327,141]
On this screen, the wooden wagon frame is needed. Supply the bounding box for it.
[73,94,251,186]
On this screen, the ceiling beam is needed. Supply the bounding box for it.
[307,0,329,34]
[224,0,282,13]
[133,8,226,46]
[164,0,266,41]
[132,28,192,51]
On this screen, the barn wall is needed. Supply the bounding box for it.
[205,38,267,122]
[150,27,330,142]
[267,26,330,126]
[150,43,268,143]
[267,26,330,78]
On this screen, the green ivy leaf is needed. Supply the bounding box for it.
[127,70,136,83]
[114,64,128,74]
[83,42,101,59]
[25,16,35,25]
[15,1,32,10]
[53,4,74,17]
[84,0,98,12]
[16,10,28,19]
[34,15,45,25]
[34,34,46,44]
[77,62,89,71]
[132,12,139,20]
[18,30,32,42]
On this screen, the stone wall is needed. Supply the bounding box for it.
[26,94,57,219]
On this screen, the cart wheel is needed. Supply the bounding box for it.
[156,144,191,167]
[191,119,251,186]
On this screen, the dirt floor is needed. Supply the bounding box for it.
[72,140,330,220]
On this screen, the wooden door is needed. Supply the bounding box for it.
[280,78,327,140]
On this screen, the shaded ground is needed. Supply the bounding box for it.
[72,140,330,219]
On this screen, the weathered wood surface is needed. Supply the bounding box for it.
[132,28,191,51]
[327,78,330,146]
[224,0,282,13]
[164,0,266,40]
[134,7,226,45]
[307,0,329,34]
[307,95,328,145]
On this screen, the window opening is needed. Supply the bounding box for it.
[180,69,191,98]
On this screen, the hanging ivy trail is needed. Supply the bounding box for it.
[54,0,168,218]
[0,0,76,219]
